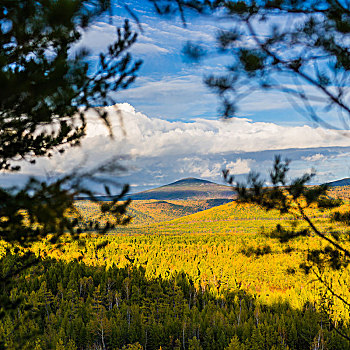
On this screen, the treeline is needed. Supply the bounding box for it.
[0,254,349,350]
[31,231,341,316]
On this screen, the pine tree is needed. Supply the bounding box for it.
[225,335,245,350]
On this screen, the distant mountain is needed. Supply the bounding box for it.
[327,178,350,187]
[129,177,234,200]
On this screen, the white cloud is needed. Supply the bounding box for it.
[9,103,350,189]
[178,157,222,178]
[74,19,170,57]
[115,74,327,120]
[302,153,326,162]
[54,103,350,165]
[131,42,169,54]
[225,159,252,175]
[74,12,217,58]
[115,74,218,119]
[111,103,349,154]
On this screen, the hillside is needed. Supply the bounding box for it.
[75,198,233,226]
[129,177,234,200]
[115,200,300,236]
[38,198,350,322]
[75,181,350,227]
[327,178,350,187]
[33,192,350,349]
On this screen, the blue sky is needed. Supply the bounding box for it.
[78,1,313,124]
[2,1,350,193]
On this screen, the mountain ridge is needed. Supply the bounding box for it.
[129,177,233,200]
[75,176,350,201]
[327,178,350,187]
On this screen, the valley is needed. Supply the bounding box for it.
[4,178,350,349]
[35,181,350,319]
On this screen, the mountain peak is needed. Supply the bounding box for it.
[167,178,214,186]
[129,177,232,200]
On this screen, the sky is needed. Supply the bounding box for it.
[3,1,350,193]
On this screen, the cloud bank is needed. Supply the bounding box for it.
[5,103,350,192]
[83,103,350,155]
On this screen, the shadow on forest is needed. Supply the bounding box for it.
[0,252,348,350]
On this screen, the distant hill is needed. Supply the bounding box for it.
[129,178,234,200]
[74,178,235,225]
[327,178,350,187]
[127,198,233,225]
[75,198,234,227]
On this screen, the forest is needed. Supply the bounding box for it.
[2,187,350,349]
[3,253,347,350]
[3,0,350,349]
